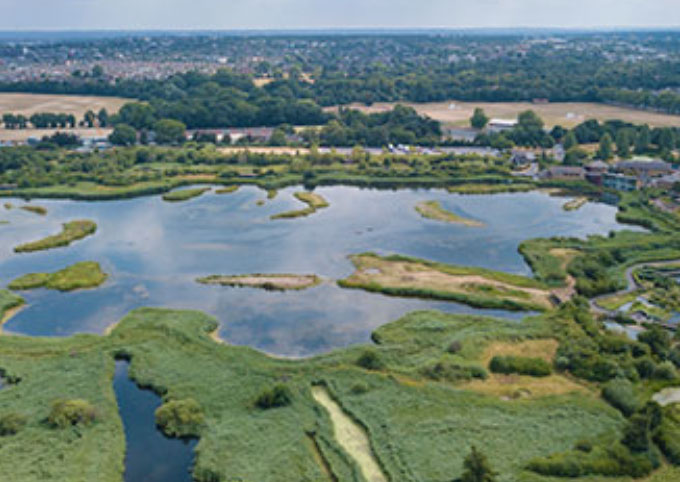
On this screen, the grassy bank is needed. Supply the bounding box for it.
[215,185,239,194]
[8,262,108,292]
[338,253,553,311]
[563,197,588,211]
[162,187,211,202]
[1,303,677,481]
[415,200,483,226]
[197,273,321,291]
[447,182,535,194]
[271,191,330,220]
[14,220,97,253]
[19,205,47,216]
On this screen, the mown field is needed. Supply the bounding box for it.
[0,93,128,118]
[327,101,680,128]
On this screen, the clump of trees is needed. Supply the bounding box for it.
[47,399,97,428]
[0,412,27,436]
[355,349,384,370]
[254,384,292,409]
[460,446,497,482]
[155,398,204,437]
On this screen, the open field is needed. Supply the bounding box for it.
[197,273,321,291]
[0,127,113,142]
[327,101,680,128]
[0,93,128,118]
[338,253,553,311]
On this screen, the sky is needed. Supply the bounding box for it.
[1,0,680,31]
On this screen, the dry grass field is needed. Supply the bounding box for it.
[327,100,680,128]
[0,127,113,142]
[0,93,128,118]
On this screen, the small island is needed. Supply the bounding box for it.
[215,185,239,194]
[19,205,48,216]
[338,253,553,311]
[8,261,108,292]
[271,191,329,220]
[415,200,484,227]
[14,220,97,253]
[562,197,588,211]
[162,187,211,202]
[197,273,322,291]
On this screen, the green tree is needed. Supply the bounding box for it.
[153,119,187,145]
[563,131,578,150]
[83,110,96,128]
[470,108,489,129]
[597,133,614,160]
[635,126,651,154]
[517,110,544,131]
[97,108,109,128]
[461,446,497,482]
[616,129,632,158]
[109,124,137,146]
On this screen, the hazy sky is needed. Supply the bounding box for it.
[1,0,679,30]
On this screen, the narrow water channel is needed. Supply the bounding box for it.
[113,360,197,482]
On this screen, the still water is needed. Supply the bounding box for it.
[0,186,636,356]
[113,360,196,482]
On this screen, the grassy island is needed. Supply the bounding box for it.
[13,220,97,253]
[271,191,329,220]
[197,273,321,291]
[8,262,108,292]
[215,185,239,194]
[19,205,47,216]
[338,253,553,311]
[162,187,211,202]
[563,197,588,211]
[447,183,535,194]
[415,200,484,227]
[2,303,676,482]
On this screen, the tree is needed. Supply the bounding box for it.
[597,133,614,160]
[635,126,651,154]
[616,129,631,158]
[470,108,489,129]
[109,123,137,146]
[517,110,544,131]
[153,119,187,145]
[97,109,109,128]
[83,110,96,128]
[461,446,497,482]
[563,131,578,150]
[115,102,155,130]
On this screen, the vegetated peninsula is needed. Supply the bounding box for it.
[13,220,97,253]
[1,305,677,482]
[162,187,211,202]
[8,261,108,292]
[338,253,554,311]
[215,185,239,194]
[197,273,321,291]
[270,191,329,220]
[415,200,484,227]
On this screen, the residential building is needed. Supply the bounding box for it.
[603,172,639,192]
[539,166,585,180]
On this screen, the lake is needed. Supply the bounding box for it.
[0,186,636,357]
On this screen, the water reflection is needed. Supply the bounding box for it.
[0,187,639,356]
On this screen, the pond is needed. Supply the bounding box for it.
[0,186,637,357]
[113,360,196,482]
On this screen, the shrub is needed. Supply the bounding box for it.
[421,362,487,382]
[447,340,463,354]
[349,383,370,395]
[255,384,292,410]
[356,350,384,370]
[602,378,640,416]
[622,414,651,453]
[0,412,26,436]
[489,356,552,377]
[634,357,656,379]
[48,399,97,428]
[654,406,680,465]
[155,398,204,438]
[652,361,678,381]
